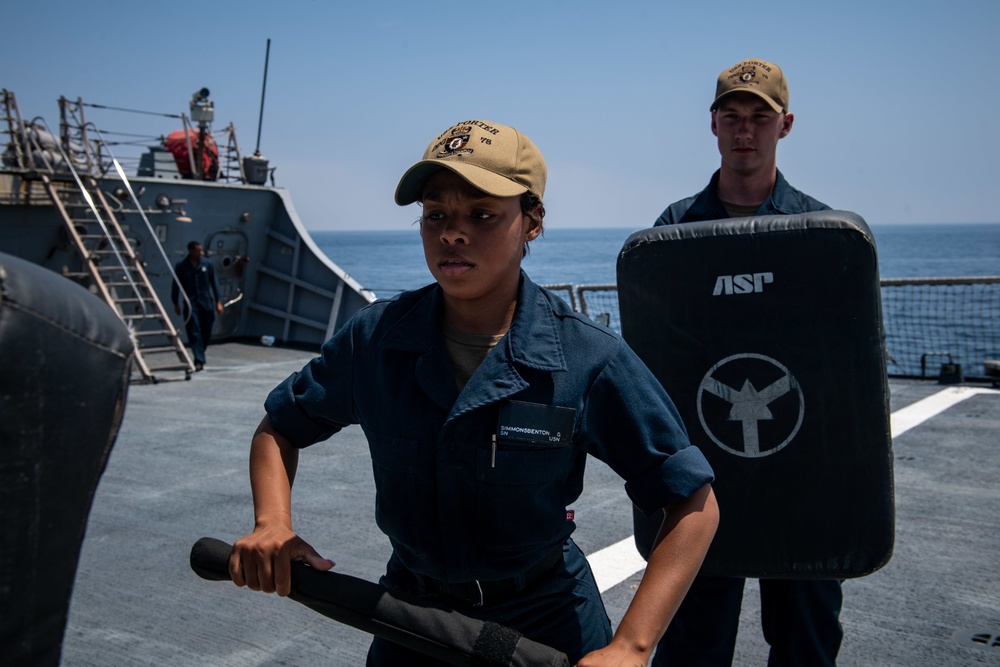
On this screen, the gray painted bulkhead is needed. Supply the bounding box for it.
[0,173,374,348]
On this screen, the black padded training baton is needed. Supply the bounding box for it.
[190,537,569,667]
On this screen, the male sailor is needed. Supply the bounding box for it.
[651,58,841,667]
[171,240,223,371]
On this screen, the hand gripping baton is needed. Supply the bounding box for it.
[190,537,569,667]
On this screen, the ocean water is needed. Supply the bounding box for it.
[312,222,1000,297]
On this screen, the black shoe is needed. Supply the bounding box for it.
[195,362,204,372]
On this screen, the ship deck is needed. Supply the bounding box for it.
[59,342,1000,666]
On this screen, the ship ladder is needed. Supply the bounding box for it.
[1,89,29,170]
[217,123,246,183]
[41,173,195,382]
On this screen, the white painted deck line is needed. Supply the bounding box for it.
[589,385,999,594]
[590,536,649,593]
[889,386,997,438]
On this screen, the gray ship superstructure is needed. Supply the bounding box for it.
[1,87,374,382]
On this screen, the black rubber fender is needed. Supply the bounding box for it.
[0,252,134,666]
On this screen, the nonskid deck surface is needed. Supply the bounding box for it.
[60,343,1000,666]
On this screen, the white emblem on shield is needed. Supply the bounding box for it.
[696,353,804,458]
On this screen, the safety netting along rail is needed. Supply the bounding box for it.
[544,276,1000,381]
[880,277,999,380]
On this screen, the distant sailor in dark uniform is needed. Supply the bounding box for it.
[171,241,223,371]
[651,58,841,667]
[228,119,719,666]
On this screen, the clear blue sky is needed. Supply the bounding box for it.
[3,0,997,231]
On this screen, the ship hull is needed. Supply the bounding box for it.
[0,172,374,348]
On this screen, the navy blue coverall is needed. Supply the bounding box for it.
[171,256,222,366]
[264,274,715,665]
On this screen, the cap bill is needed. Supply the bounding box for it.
[394,160,528,205]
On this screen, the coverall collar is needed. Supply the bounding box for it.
[380,272,568,415]
[382,272,566,369]
[686,168,799,219]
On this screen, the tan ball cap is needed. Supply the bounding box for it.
[711,58,789,113]
[395,120,546,205]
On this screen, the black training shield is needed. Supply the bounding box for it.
[621,212,893,579]
[190,537,569,667]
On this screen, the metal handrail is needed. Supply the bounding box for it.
[53,99,194,321]
[37,117,149,320]
[1,89,29,171]
[78,120,194,323]
[58,97,102,175]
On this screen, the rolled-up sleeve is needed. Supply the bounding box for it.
[580,341,714,515]
[264,320,358,448]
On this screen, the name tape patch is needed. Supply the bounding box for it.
[497,400,576,446]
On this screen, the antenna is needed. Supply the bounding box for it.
[254,38,271,156]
